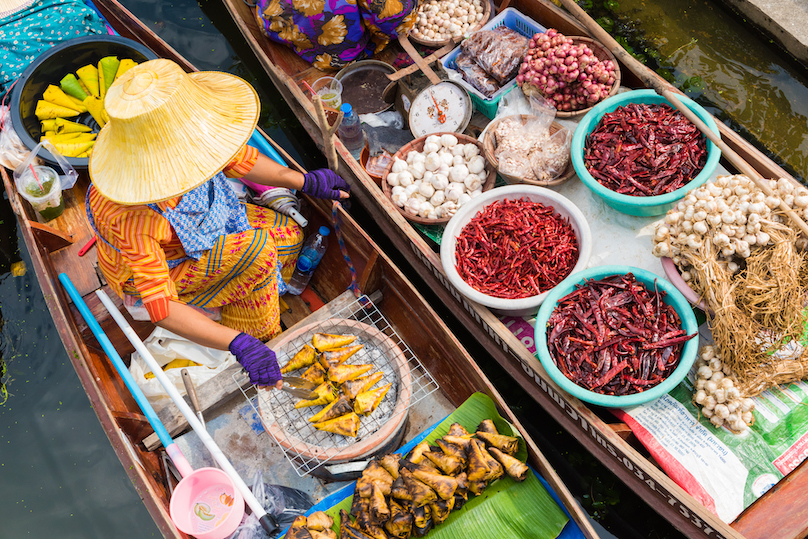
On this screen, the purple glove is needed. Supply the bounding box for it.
[302,169,350,200]
[229,332,282,386]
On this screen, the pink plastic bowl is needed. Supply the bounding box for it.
[660,256,711,313]
[169,467,245,539]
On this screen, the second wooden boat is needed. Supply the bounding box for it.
[216,0,808,538]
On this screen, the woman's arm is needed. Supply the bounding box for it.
[241,153,350,200]
[156,300,240,350]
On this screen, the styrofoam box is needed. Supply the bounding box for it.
[442,8,546,118]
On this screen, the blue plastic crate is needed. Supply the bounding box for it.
[442,8,546,119]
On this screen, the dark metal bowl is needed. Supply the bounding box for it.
[10,35,158,169]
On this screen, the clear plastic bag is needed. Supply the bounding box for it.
[231,471,314,538]
[0,106,31,170]
[460,26,529,84]
[530,126,572,184]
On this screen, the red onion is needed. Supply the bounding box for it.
[518,29,617,112]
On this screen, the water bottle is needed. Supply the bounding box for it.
[338,103,365,160]
[287,226,330,295]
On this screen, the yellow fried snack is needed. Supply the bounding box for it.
[83,96,108,127]
[52,140,94,158]
[76,64,100,97]
[353,383,391,415]
[341,371,383,400]
[53,118,92,134]
[281,343,317,373]
[318,344,363,369]
[294,382,337,408]
[312,333,357,352]
[43,85,86,112]
[327,363,372,384]
[308,395,353,423]
[313,412,360,437]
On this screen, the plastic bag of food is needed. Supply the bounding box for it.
[530,126,571,183]
[460,26,529,84]
[0,106,35,170]
[455,51,500,98]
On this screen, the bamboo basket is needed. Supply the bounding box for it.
[381,133,497,225]
[521,36,621,119]
[408,0,491,49]
[482,114,575,187]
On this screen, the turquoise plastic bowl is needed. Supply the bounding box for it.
[534,265,699,408]
[571,89,722,216]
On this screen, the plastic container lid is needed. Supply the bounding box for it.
[319,226,331,236]
[340,103,353,115]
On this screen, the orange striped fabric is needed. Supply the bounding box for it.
[88,145,265,323]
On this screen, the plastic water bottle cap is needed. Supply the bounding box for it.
[340,103,352,115]
[319,226,331,236]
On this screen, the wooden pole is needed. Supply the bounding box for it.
[312,93,342,172]
[557,0,808,237]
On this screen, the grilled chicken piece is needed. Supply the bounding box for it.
[341,372,383,400]
[313,412,360,437]
[306,511,334,531]
[412,504,432,537]
[379,453,401,479]
[281,344,317,373]
[369,482,391,523]
[400,468,438,507]
[301,362,327,386]
[476,430,520,456]
[312,333,357,352]
[309,395,353,424]
[354,383,391,415]
[489,446,530,481]
[423,450,464,476]
[384,500,413,539]
[328,363,373,384]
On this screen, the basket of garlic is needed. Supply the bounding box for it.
[409,0,490,48]
[652,174,808,398]
[382,132,496,225]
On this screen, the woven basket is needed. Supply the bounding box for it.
[521,36,621,119]
[382,132,496,225]
[408,0,491,49]
[482,114,574,187]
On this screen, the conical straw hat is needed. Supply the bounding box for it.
[0,0,34,17]
[89,59,259,205]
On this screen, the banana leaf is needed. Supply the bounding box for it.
[310,393,569,539]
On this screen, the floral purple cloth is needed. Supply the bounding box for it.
[255,0,416,69]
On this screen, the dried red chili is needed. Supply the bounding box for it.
[545,273,696,395]
[583,103,707,197]
[455,198,579,299]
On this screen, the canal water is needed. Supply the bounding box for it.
[2,0,806,537]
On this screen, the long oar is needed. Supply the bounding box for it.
[93,288,279,535]
[556,0,808,237]
[58,274,195,476]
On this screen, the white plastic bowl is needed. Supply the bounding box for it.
[440,185,592,317]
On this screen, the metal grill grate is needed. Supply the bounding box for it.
[238,295,439,476]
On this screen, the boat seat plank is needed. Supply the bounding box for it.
[143,290,379,450]
[112,410,155,442]
[30,222,73,252]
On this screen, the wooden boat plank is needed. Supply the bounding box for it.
[732,460,808,539]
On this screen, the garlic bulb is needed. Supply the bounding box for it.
[391,158,408,173]
[692,345,754,433]
[468,155,485,174]
[440,134,458,148]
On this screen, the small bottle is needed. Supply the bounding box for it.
[287,226,331,295]
[338,103,365,160]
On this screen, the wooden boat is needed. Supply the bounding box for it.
[0,1,596,538]
[212,1,808,539]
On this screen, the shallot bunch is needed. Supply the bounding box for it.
[516,29,616,112]
[693,345,755,433]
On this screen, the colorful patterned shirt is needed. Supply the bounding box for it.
[88,145,260,322]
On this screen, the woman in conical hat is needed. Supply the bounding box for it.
[87,59,350,389]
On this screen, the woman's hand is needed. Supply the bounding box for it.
[228,332,283,389]
[301,169,350,200]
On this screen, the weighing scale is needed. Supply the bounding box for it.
[392,72,473,137]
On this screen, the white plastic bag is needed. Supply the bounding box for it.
[129,327,237,411]
[0,106,32,170]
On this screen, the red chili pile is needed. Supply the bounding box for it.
[583,102,708,196]
[545,273,696,395]
[455,198,579,299]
